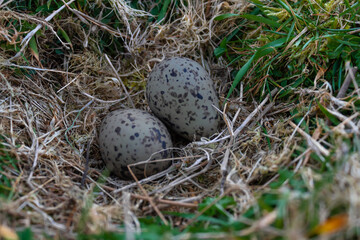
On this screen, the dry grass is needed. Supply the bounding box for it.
[0,0,359,239]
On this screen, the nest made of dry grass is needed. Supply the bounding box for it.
[1,0,359,239]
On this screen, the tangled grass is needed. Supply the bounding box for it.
[0,0,359,239]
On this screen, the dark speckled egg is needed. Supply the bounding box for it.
[146,57,220,140]
[98,109,173,180]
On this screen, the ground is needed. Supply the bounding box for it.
[0,0,360,239]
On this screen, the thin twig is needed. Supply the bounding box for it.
[219,103,233,194]
[97,185,198,209]
[331,111,359,134]
[81,135,93,188]
[337,66,358,98]
[220,89,278,193]
[0,0,16,8]
[149,151,213,195]
[289,121,329,156]
[113,166,175,193]
[303,125,322,166]
[127,165,168,225]
[10,0,76,60]
[233,89,278,137]
[131,194,198,209]
[61,0,129,38]
[104,54,135,108]
[248,102,275,129]
[284,26,308,52]
[0,63,75,74]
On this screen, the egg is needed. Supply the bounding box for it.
[98,109,173,179]
[146,57,220,140]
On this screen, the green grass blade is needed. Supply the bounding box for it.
[17,228,33,240]
[157,0,172,23]
[339,2,360,16]
[214,12,286,30]
[214,13,239,21]
[226,37,287,100]
[214,38,228,58]
[239,14,282,28]
[286,20,296,42]
[278,77,305,98]
[317,101,340,125]
[29,36,39,61]
[58,28,72,45]
[225,55,255,101]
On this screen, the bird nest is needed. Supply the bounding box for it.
[1,0,357,239]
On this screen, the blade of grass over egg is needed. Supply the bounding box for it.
[225,37,287,101]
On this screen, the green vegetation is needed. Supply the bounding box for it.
[0,136,18,200]
[213,0,360,101]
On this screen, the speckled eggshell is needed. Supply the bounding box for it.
[98,109,173,180]
[146,57,220,140]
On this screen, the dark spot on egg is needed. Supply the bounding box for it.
[120,166,127,172]
[190,89,197,97]
[115,152,122,161]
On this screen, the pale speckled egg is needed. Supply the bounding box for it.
[98,109,173,179]
[146,57,220,140]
